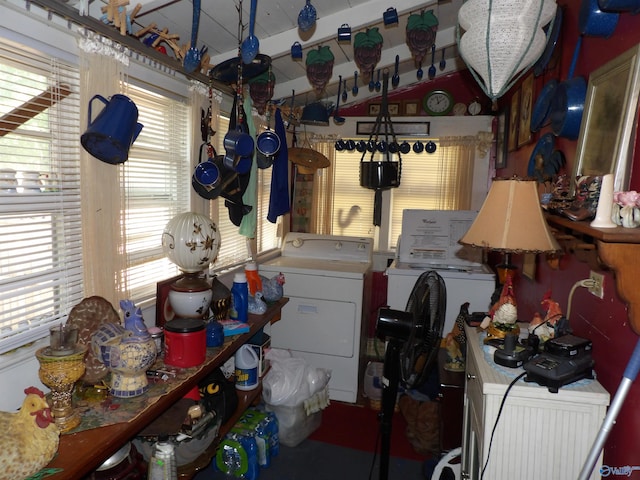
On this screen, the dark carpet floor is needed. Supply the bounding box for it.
[193,401,430,480]
[194,438,425,480]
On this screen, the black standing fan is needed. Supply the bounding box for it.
[376,271,446,480]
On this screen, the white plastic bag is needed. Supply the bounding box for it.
[262,349,330,407]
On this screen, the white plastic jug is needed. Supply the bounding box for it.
[235,344,259,391]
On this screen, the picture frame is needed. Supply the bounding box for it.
[495,107,509,169]
[155,274,184,328]
[402,100,420,116]
[508,89,520,152]
[368,103,381,116]
[518,74,534,147]
[571,44,640,196]
[388,103,400,116]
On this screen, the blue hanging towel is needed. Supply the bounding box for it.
[267,109,290,223]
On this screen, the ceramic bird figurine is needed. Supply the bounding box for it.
[482,274,518,339]
[91,299,157,397]
[248,291,268,315]
[0,387,59,480]
[259,273,286,302]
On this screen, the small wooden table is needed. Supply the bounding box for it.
[45,298,288,479]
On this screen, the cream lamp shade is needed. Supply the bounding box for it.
[457,0,557,101]
[459,178,560,253]
[161,212,221,273]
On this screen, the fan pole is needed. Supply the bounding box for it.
[379,339,402,480]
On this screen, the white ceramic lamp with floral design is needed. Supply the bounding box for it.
[161,212,221,319]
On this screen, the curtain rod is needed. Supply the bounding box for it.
[25,0,233,96]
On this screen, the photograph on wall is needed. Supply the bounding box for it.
[508,89,520,151]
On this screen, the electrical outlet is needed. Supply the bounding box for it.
[589,271,604,298]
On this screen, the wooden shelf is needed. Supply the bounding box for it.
[45,298,288,479]
[546,214,640,334]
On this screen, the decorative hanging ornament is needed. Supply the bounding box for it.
[457,0,557,101]
[353,27,384,80]
[248,70,275,115]
[405,10,439,69]
[306,45,335,95]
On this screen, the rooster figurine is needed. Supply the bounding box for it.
[482,274,518,340]
[91,300,157,398]
[259,273,286,303]
[0,387,59,480]
[529,290,564,342]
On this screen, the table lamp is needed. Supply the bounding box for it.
[459,177,561,279]
[161,212,221,320]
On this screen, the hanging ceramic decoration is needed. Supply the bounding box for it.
[249,70,275,115]
[306,45,334,95]
[457,0,557,101]
[298,0,317,32]
[405,10,439,69]
[353,28,383,81]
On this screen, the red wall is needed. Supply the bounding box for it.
[497,1,640,471]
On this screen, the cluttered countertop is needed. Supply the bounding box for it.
[43,297,288,480]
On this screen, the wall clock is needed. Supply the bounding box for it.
[423,90,454,116]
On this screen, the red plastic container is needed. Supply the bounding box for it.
[164,318,206,368]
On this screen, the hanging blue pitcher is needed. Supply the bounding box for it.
[81,94,143,165]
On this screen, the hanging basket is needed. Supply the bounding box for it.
[359,161,400,190]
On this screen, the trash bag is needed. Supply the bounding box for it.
[262,349,330,407]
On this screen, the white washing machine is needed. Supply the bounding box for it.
[259,233,373,404]
[386,210,496,336]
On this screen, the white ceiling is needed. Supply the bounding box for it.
[79,0,466,109]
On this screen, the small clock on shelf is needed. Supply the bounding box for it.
[468,99,482,116]
[423,89,454,116]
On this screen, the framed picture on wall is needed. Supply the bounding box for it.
[508,89,520,152]
[571,43,640,195]
[518,73,534,147]
[368,103,381,116]
[495,107,509,169]
[402,100,420,116]
[388,103,400,116]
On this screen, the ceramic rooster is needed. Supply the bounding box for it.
[529,291,563,342]
[260,273,285,303]
[482,274,518,338]
[91,299,157,398]
[0,387,59,480]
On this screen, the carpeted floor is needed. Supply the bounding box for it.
[308,400,426,462]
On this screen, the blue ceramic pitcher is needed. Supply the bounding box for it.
[81,94,143,164]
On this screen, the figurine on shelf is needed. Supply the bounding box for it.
[91,299,157,398]
[482,274,519,341]
[529,290,565,343]
[443,333,465,372]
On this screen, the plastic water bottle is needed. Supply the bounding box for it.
[230,272,248,322]
[147,434,177,480]
[245,262,263,297]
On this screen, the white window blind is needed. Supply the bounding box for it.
[122,83,190,305]
[0,40,83,354]
[332,140,471,248]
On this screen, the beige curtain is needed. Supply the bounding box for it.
[308,138,335,234]
[439,135,478,210]
[77,30,129,307]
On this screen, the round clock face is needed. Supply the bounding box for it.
[423,90,454,116]
[468,100,482,116]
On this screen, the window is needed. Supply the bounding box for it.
[122,83,191,305]
[210,114,279,271]
[332,139,475,249]
[0,40,83,354]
